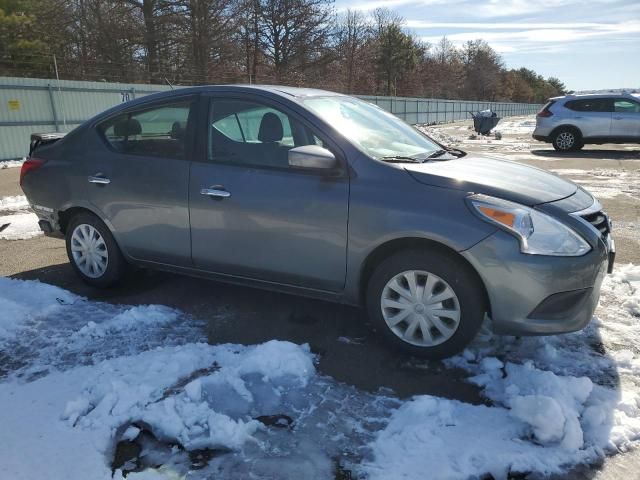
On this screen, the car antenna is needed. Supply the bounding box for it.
[164,78,174,90]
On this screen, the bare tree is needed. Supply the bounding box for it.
[4,0,569,102]
[259,0,333,83]
[335,9,370,93]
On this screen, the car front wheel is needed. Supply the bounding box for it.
[366,250,486,359]
[65,212,126,287]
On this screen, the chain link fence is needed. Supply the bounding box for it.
[0,77,542,161]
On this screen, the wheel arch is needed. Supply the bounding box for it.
[358,237,491,316]
[550,124,583,140]
[58,204,115,235]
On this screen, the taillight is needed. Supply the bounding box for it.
[537,101,554,118]
[19,158,46,186]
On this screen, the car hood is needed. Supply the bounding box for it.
[404,156,578,206]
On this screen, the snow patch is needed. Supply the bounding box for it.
[0,195,29,213]
[0,212,42,240]
[0,277,75,340]
[0,158,25,169]
[2,266,640,479]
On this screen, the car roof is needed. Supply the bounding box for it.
[143,84,344,101]
[87,84,346,125]
[552,92,638,101]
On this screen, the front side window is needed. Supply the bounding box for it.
[302,96,441,160]
[99,101,192,159]
[614,99,640,113]
[209,99,324,169]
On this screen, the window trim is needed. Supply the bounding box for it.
[95,94,198,161]
[201,94,348,177]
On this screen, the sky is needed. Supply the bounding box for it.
[334,0,640,91]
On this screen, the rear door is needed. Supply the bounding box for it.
[611,98,640,139]
[87,96,196,265]
[564,98,612,138]
[188,94,349,292]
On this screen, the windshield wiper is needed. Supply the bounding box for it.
[427,149,449,158]
[380,155,424,163]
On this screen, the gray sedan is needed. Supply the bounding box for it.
[20,86,615,358]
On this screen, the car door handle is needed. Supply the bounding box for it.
[200,187,231,198]
[613,116,623,120]
[88,174,110,185]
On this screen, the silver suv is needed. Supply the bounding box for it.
[533,93,640,151]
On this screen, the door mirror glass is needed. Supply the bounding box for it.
[288,145,337,169]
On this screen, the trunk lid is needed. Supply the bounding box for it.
[29,132,66,157]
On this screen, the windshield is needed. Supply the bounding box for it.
[303,96,441,160]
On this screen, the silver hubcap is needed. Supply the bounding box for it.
[556,132,575,150]
[70,224,108,278]
[381,270,461,347]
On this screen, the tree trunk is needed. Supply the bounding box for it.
[141,0,159,82]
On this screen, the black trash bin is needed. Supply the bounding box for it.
[469,111,501,135]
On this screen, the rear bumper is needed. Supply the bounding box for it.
[462,229,611,336]
[532,123,553,142]
[532,134,550,142]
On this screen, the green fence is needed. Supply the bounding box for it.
[0,76,542,161]
[359,95,541,124]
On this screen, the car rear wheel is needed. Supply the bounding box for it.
[366,250,486,359]
[66,212,126,287]
[552,128,583,152]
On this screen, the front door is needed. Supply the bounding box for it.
[87,97,195,265]
[189,95,349,292]
[611,98,640,139]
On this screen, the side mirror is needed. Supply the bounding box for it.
[288,145,337,170]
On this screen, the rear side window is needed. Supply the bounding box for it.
[99,101,192,159]
[614,99,640,113]
[564,99,612,112]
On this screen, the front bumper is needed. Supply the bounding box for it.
[462,229,612,336]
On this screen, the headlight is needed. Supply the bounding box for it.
[468,194,591,256]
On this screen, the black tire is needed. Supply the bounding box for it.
[552,127,583,152]
[365,249,486,359]
[65,212,126,288]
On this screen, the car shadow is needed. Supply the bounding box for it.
[10,262,485,404]
[530,148,640,160]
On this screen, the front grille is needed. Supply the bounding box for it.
[581,210,610,237]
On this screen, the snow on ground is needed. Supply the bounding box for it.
[0,195,41,241]
[418,115,535,153]
[0,158,25,169]
[1,266,640,479]
[493,117,538,135]
[0,195,29,213]
[0,212,42,240]
[550,169,640,201]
